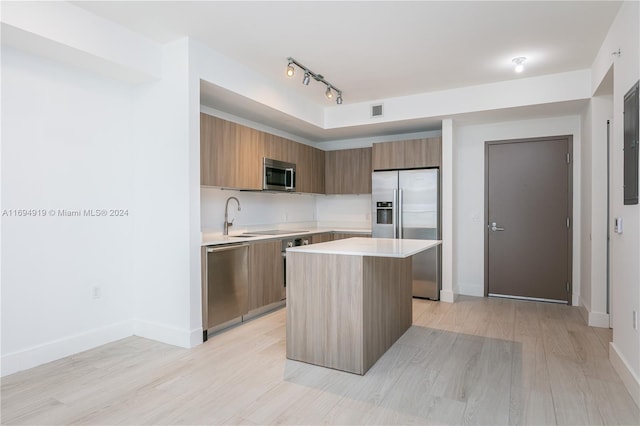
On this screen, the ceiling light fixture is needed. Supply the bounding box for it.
[285,57,343,105]
[286,59,295,77]
[325,86,333,99]
[512,56,526,73]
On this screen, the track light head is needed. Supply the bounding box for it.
[325,86,333,99]
[286,59,295,77]
[302,71,310,85]
[336,92,343,105]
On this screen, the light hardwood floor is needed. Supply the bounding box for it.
[2,296,638,425]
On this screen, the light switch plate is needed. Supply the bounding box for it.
[614,217,623,234]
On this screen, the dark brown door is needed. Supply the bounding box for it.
[485,136,572,303]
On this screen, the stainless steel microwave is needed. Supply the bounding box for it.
[263,158,296,191]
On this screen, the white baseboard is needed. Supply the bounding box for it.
[572,293,580,306]
[610,342,640,407]
[133,319,201,348]
[440,289,456,303]
[588,311,610,328]
[578,298,611,328]
[1,321,132,377]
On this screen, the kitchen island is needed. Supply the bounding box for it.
[285,237,441,375]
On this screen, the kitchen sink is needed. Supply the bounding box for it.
[228,235,261,238]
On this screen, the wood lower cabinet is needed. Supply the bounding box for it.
[372,137,441,170]
[325,148,372,194]
[332,233,371,240]
[311,233,333,244]
[248,240,284,310]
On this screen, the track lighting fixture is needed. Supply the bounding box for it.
[285,57,343,105]
[512,56,526,73]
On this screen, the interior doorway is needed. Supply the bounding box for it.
[485,136,573,304]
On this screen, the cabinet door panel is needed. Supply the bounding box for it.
[325,148,372,194]
[249,240,284,310]
[235,124,264,190]
[404,138,441,168]
[372,141,404,170]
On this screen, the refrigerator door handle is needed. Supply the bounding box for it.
[392,189,398,238]
[398,189,403,239]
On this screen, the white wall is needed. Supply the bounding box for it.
[591,0,640,405]
[131,39,200,348]
[579,94,613,328]
[1,47,135,375]
[453,116,582,301]
[316,194,371,229]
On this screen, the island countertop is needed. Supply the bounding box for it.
[286,237,441,258]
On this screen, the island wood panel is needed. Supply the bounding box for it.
[325,148,372,194]
[286,251,413,375]
[362,256,412,371]
[286,252,365,374]
[249,240,284,311]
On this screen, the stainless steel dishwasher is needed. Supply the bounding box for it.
[202,243,249,339]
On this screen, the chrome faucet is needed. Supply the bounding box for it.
[223,196,241,235]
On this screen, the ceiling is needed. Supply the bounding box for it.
[73,1,621,142]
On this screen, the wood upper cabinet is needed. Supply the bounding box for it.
[325,148,372,194]
[266,136,324,194]
[200,113,263,189]
[201,113,326,193]
[248,240,284,310]
[372,137,441,170]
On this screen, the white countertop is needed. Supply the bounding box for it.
[201,227,371,246]
[286,237,441,258]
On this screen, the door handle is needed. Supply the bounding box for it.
[489,222,505,232]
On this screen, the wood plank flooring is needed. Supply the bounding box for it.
[2,296,638,425]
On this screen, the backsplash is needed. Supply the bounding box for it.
[315,194,372,229]
[201,187,371,233]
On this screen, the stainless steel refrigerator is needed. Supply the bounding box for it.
[372,169,441,300]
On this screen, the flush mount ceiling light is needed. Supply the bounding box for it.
[512,56,526,73]
[286,57,343,105]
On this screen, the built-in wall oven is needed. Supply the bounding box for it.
[264,158,296,192]
[281,236,309,298]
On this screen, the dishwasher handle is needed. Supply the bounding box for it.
[207,244,250,253]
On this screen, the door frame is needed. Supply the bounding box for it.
[484,135,573,304]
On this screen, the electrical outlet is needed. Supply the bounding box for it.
[92,286,101,300]
[633,310,638,331]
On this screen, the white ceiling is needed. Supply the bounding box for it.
[73,0,621,142]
